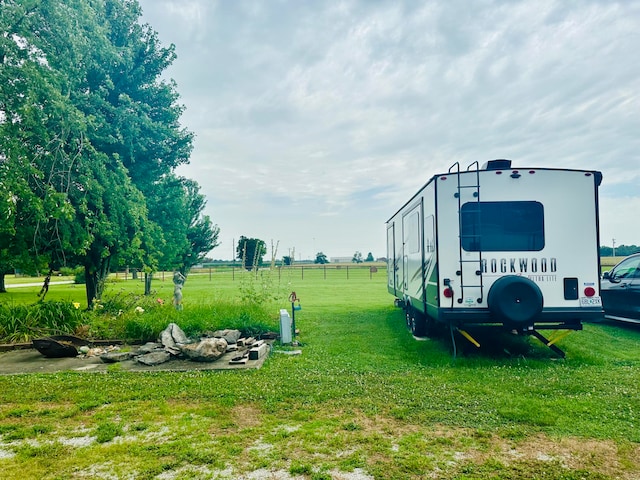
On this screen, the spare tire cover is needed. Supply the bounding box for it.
[487,275,543,324]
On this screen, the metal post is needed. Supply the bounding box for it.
[291,301,296,338]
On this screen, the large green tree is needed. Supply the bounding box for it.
[0,0,217,304]
[141,175,219,290]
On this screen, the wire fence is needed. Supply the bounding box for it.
[112,264,388,282]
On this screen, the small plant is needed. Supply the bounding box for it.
[238,240,285,306]
[94,421,123,443]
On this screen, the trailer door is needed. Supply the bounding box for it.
[402,202,422,300]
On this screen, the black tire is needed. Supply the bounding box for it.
[487,275,543,325]
[411,310,428,337]
[424,315,436,337]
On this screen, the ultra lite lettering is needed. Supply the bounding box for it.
[481,258,557,274]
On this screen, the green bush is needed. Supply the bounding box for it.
[73,267,85,285]
[58,266,79,277]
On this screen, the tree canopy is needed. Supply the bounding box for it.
[600,245,640,257]
[0,0,219,303]
[314,252,329,264]
[236,237,266,271]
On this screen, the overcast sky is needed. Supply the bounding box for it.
[137,0,640,261]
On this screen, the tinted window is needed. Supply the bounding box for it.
[461,201,544,252]
[611,256,640,279]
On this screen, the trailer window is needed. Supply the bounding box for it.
[405,210,420,254]
[460,201,544,252]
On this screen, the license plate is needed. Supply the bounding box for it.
[580,296,602,307]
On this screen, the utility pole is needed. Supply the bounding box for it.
[612,238,616,257]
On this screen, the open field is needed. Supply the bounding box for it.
[0,268,639,479]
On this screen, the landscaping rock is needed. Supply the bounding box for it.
[136,342,162,355]
[208,329,242,344]
[100,351,133,363]
[180,338,228,362]
[137,351,171,366]
[159,323,191,355]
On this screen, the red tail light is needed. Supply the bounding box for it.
[443,287,453,298]
[584,287,596,297]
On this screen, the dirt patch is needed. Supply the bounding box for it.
[300,409,639,480]
[232,404,264,429]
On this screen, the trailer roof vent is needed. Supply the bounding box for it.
[483,159,512,170]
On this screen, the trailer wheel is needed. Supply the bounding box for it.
[487,275,543,325]
[411,310,428,337]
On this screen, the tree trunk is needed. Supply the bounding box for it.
[0,272,6,293]
[132,269,138,280]
[37,269,53,301]
[85,256,111,308]
[144,272,152,295]
[85,264,97,307]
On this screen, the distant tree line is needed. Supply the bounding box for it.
[0,1,219,303]
[600,245,640,257]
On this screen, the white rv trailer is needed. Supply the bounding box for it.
[386,159,604,356]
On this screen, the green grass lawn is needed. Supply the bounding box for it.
[0,268,638,479]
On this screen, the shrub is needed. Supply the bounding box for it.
[73,267,86,285]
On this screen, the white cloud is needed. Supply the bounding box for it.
[139,0,640,258]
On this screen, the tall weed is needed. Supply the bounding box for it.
[237,240,287,307]
[0,302,87,342]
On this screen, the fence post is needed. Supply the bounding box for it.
[324,264,326,280]
[301,265,304,280]
[347,265,349,280]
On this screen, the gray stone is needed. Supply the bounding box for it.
[159,323,191,355]
[137,351,171,366]
[100,352,133,363]
[180,338,228,362]
[209,329,242,344]
[136,342,162,354]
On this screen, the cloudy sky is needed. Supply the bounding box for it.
[138,0,640,261]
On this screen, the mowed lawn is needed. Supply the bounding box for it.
[0,267,638,480]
